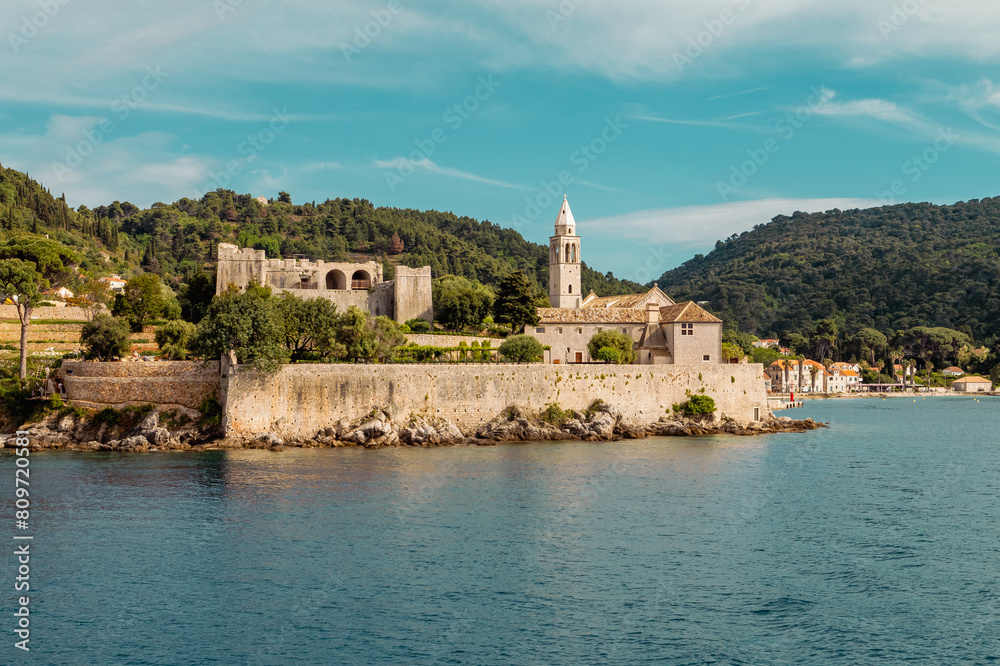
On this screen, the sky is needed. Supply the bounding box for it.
[2,0,1000,281]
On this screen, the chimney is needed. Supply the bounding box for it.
[646,302,660,325]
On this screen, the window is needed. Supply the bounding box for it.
[536,327,545,333]
[703,355,711,362]
[754,407,760,422]
[557,327,563,334]
[621,328,627,334]
[577,328,583,334]
[568,285,572,294]
[681,323,694,336]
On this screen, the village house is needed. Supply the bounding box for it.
[952,376,992,393]
[753,339,780,349]
[942,366,964,377]
[528,197,722,365]
[98,275,127,293]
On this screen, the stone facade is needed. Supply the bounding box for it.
[529,199,723,366]
[222,362,771,439]
[57,361,220,412]
[215,243,432,323]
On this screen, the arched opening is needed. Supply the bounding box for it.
[565,243,571,262]
[568,284,573,294]
[351,270,372,290]
[326,270,348,290]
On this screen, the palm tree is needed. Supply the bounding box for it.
[782,359,790,394]
[823,358,833,393]
[809,364,820,393]
[797,355,805,394]
[888,347,904,386]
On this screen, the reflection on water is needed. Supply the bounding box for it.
[3,397,1000,663]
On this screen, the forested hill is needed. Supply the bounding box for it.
[0,163,641,296]
[657,198,1000,341]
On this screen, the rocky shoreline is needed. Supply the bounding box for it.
[1,403,825,453]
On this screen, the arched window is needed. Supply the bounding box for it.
[568,284,573,294]
[565,243,571,262]
[326,270,347,290]
[351,270,371,290]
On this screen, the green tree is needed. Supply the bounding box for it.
[192,284,288,371]
[494,271,540,334]
[81,314,132,361]
[853,328,887,365]
[275,293,341,361]
[587,330,636,364]
[498,334,544,363]
[372,315,406,362]
[154,319,197,360]
[0,259,43,379]
[179,271,216,323]
[432,275,495,330]
[811,319,838,361]
[113,274,165,332]
[405,318,431,333]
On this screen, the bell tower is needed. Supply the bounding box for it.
[549,195,581,308]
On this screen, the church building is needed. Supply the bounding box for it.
[529,196,723,365]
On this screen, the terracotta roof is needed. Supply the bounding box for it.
[658,301,722,323]
[581,286,674,310]
[943,366,963,373]
[537,308,647,324]
[953,376,991,384]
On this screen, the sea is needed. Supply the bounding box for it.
[2,396,999,664]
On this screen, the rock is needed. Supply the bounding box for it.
[136,410,159,432]
[253,433,284,449]
[57,414,76,432]
[116,435,150,452]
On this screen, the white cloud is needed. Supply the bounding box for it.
[0,115,214,206]
[579,198,883,246]
[374,157,528,189]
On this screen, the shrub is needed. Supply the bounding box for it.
[155,320,197,360]
[406,318,431,334]
[199,396,222,427]
[673,394,716,417]
[498,335,544,363]
[587,330,636,364]
[540,402,570,424]
[93,407,122,426]
[592,346,621,364]
[81,314,132,361]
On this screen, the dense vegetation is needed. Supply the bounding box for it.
[658,199,1000,343]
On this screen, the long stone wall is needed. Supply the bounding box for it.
[223,363,771,439]
[0,306,90,321]
[60,361,220,412]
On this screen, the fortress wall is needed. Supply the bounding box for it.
[404,334,501,347]
[0,306,90,321]
[393,266,433,323]
[223,363,771,439]
[60,361,220,411]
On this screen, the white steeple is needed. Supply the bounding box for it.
[549,195,581,308]
[554,195,576,235]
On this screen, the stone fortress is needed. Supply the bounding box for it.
[216,243,433,323]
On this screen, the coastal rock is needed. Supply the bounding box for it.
[253,433,284,449]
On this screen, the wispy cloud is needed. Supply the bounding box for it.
[374,157,529,189]
[580,198,884,246]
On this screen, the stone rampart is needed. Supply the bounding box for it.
[223,363,770,439]
[60,361,220,411]
[0,306,90,321]
[404,334,501,347]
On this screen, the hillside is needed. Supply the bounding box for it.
[656,198,1000,342]
[0,163,642,299]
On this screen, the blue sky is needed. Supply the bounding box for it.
[2,0,1000,280]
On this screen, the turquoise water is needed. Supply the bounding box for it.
[3,397,1000,664]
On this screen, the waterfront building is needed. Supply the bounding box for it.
[530,197,722,365]
[216,243,433,323]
